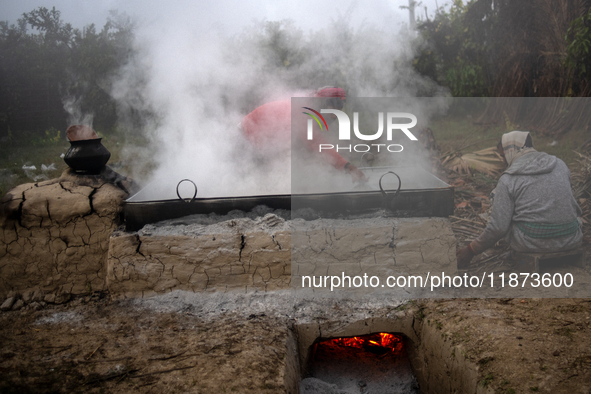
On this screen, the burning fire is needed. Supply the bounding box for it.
[322,332,402,353]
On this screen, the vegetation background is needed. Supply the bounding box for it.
[1,0,591,196]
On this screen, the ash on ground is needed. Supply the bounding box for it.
[302,343,420,394]
[138,206,290,237]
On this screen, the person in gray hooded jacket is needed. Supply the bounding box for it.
[456,131,583,269]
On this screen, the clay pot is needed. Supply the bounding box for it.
[63,138,111,174]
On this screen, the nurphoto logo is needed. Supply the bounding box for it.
[303,108,418,153]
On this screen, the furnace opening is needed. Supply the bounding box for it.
[301,332,420,394]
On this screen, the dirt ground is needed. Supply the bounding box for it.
[1,292,591,393]
[420,298,591,393]
[0,293,291,394]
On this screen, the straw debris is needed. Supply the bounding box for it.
[442,147,505,177]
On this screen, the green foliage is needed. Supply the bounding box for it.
[0,7,135,140]
[31,127,62,146]
[416,0,591,99]
[565,11,591,82]
[414,0,491,97]
[444,59,487,97]
[504,111,519,131]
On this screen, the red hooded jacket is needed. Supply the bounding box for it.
[241,99,348,169]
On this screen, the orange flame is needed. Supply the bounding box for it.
[324,333,402,352]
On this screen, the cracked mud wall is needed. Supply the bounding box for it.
[292,217,457,293]
[106,214,292,297]
[413,316,491,394]
[106,215,456,298]
[0,168,132,299]
[1,169,456,301]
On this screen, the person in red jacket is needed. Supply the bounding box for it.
[240,87,367,183]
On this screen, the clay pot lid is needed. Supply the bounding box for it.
[66,125,98,141]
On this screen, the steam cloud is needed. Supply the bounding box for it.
[111,10,447,201]
[63,97,94,130]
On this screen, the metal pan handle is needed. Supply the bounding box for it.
[361,152,375,167]
[176,179,198,203]
[379,171,401,198]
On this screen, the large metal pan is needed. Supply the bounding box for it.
[123,166,454,231]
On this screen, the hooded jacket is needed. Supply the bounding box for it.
[471,151,582,254]
[240,99,349,169]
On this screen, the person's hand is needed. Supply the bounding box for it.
[456,246,475,270]
[345,163,368,184]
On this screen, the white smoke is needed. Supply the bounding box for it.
[63,96,94,130]
[111,5,447,200]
